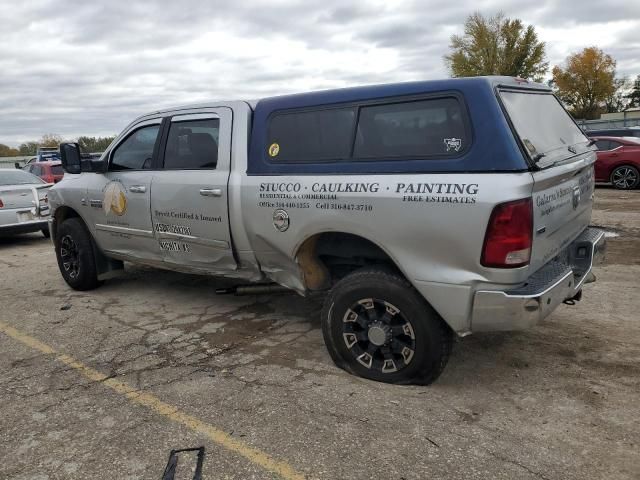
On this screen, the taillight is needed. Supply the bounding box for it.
[0,198,3,208]
[481,198,533,268]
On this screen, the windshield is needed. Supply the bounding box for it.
[0,169,45,186]
[500,90,589,166]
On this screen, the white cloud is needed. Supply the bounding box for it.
[0,0,638,146]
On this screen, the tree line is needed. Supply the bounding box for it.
[0,134,116,157]
[445,12,640,120]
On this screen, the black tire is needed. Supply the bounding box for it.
[41,228,50,238]
[321,267,452,385]
[55,217,101,291]
[610,165,640,190]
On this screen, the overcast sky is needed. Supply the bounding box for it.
[1,0,639,147]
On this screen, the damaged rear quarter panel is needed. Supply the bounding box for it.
[241,172,535,333]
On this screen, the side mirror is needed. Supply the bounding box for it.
[60,143,107,173]
[82,154,108,173]
[60,143,82,174]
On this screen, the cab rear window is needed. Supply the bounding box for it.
[266,96,468,163]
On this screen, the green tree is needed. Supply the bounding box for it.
[18,142,39,156]
[626,75,640,108]
[77,135,116,153]
[605,77,629,113]
[0,144,20,157]
[552,47,617,120]
[444,12,548,81]
[39,133,65,147]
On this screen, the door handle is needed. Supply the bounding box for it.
[199,188,222,197]
[129,185,146,193]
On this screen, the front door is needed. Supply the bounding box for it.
[150,110,236,273]
[85,120,164,263]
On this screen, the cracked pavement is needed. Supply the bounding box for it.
[1,187,639,479]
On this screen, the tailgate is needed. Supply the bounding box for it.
[498,87,596,274]
[529,156,595,273]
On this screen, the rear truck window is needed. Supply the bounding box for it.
[354,98,467,159]
[499,90,590,168]
[267,108,356,162]
[266,97,468,163]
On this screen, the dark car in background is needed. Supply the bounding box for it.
[24,160,64,184]
[593,136,640,190]
[586,127,640,138]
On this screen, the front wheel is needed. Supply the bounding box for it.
[321,268,452,385]
[611,165,640,190]
[55,218,101,290]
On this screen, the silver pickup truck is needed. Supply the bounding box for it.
[49,76,605,384]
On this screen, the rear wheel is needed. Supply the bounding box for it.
[611,165,639,190]
[321,268,452,385]
[55,218,101,290]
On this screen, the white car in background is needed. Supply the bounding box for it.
[0,169,52,237]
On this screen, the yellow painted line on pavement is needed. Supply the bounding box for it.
[0,320,306,480]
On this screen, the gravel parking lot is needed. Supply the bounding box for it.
[1,187,639,480]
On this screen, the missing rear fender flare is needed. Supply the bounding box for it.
[295,232,405,291]
[296,236,331,290]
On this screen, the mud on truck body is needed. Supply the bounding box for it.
[50,76,605,384]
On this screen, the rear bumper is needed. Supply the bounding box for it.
[471,227,606,331]
[0,219,49,235]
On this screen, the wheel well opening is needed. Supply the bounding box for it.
[52,207,81,244]
[296,232,401,291]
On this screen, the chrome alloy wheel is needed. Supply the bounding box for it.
[612,167,638,189]
[342,298,416,373]
[60,235,80,279]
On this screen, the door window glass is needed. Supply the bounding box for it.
[110,125,160,170]
[595,140,611,151]
[163,118,219,169]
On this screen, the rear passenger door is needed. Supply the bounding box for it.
[597,140,624,181]
[150,109,236,273]
[594,140,611,181]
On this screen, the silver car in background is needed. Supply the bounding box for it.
[0,169,52,237]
